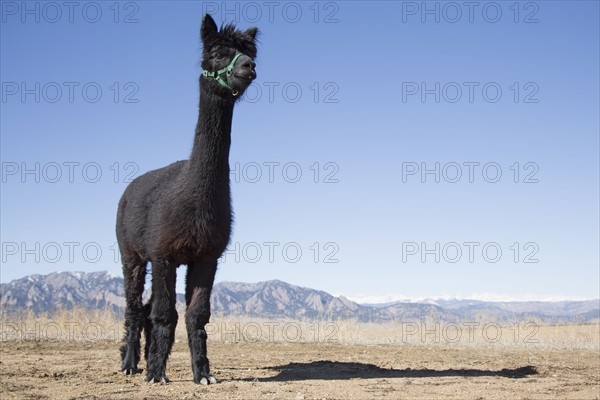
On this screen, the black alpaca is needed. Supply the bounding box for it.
[116,14,258,384]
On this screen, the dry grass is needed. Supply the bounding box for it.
[0,307,122,342]
[203,316,600,350]
[1,308,598,350]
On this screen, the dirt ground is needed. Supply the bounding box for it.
[1,340,598,400]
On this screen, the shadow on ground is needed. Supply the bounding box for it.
[250,361,538,382]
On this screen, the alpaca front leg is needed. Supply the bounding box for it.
[120,262,146,375]
[146,261,178,383]
[185,262,217,384]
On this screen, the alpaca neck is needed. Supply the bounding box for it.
[187,80,235,197]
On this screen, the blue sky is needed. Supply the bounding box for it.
[1,1,598,301]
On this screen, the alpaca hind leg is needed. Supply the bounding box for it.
[120,262,146,374]
[145,260,178,383]
[185,261,217,384]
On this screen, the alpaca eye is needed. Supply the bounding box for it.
[215,53,224,60]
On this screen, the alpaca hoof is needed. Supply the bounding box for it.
[122,368,142,375]
[199,375,217,385]
[147,375,169,384]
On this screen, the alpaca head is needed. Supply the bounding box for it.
[200,14,258,99]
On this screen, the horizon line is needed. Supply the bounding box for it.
[2,270,598,304]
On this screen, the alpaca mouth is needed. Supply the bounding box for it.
[234,72,256,81]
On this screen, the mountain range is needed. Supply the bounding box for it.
[1,271,598,324]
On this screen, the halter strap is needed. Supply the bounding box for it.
[203,52,246,95]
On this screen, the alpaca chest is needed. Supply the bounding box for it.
[192,210,232,249]
[157,204,232,261]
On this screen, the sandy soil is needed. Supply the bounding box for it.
[1,340,598,400]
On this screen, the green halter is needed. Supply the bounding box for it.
[203,52,246,96]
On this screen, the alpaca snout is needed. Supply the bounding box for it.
[242,60,256,71]
[236,55,256,81]
[235,69,257,81]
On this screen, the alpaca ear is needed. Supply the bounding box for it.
[245,27,259,42]
[201,14,218,41]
